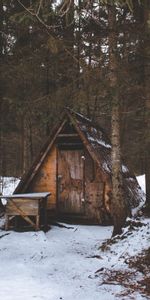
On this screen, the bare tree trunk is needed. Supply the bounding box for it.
[0,0,3,181]
[111,97,128,235]
[75,0,82,110]
[108,3,128,236]
[45,50,50,136]
[0,101,3,207]
[0,0,4,211]
[144,0,150,209]
[77,0,81,83]
[20,114,26,174]
[0,0,3,56]
[28,116,33,165]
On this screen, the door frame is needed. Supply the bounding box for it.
[56,146,86,215]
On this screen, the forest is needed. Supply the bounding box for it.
[0,0,149,203]
[0,1,150,298]
[0,0,149,174]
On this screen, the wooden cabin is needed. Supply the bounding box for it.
[14,108,144,224]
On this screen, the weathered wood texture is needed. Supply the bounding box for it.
[84,151,107,223]
[57,148,110,222]
[6,199,39,215]
[57,149,85,214]
[25,143,111,222]
[13,109,142,224]
[5,199,40,230]
[27,146,56,209]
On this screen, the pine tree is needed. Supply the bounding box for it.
[107,3,128,235]
[144,0,150,210]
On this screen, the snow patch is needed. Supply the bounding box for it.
[87,133,111,149]
[136,174,146,193]
[0,177,20,195]
[0,177,20,205]
[0,220,149,300]
[122,165,129,173]
[0,225,114,300]
[102,162,111,173]
[0,176,149,299]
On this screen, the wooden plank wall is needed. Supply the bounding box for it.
[27,146,57,209]
[25,143,111,223]
[6,199,39,216]
[57,149,84,214]
[84,150,106,223]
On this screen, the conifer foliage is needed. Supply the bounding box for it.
[0,0,149,230]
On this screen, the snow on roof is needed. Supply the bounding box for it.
[136,175,146,193]
[86,133,111,149]
[14,109,145,209]
[70,110,145,208]
[122,165,129,173]
[102,162,111,173]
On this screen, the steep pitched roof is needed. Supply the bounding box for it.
[15,108,145,208]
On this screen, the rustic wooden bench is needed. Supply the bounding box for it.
[0,192,51,231]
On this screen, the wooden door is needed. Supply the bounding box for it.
[57,149,85,214]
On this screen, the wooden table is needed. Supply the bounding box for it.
[0,192,51,231]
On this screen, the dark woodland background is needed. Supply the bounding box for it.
[0,0,149,180]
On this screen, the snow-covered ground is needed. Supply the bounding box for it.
[0,220,149,300]
[0,175,149,300]
[0,225,112,300]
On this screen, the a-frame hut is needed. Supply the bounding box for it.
[15,108,144,224]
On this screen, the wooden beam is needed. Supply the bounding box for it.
[5,215,9,231]
[57,133,78,137]
[22,119,67,192]
[67,112,110,182]
[57,143,83,146]
[10,200,37,230]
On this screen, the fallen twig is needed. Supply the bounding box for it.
[52,222,74,229]
[0,233,10,239]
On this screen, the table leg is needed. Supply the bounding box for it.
[44,197,48,231]
[15,216,18,230]
[36,215,40,231]
[5,215,9,230]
